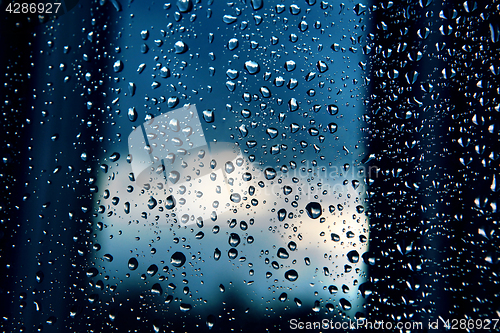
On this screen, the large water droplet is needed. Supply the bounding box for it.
[305,202,322,219]
[347,250,359,263]
[168,171,181,184]
[228,248,238,259]
[327,104,339,115]
[264,167,277,180]
[176,0,193,12]
[277,247,289,259]
[284,269,298,282]
[151,283,163,295]
[174,41,188,54]
[207,315,216,329]
[284,60,296,72]
[225,161,235,174]
[329,285,338,294]
[328,122,338,133]
[277,208,286,221]
[228,38,239,50]
[316,60,328,73]
[223,15,238,24]
[202,109,214,123]
[230,193,241,203]
[244,60,260,74]
[339,298,352,311]
[228,233,241,247]
[214,248,221,261]
[128,257,139,270]
[128,107,137,122]
[113,60,123,72]
[170,252,186,267]
[147,264,158,276]
[251,0,263,10]
[165,195,176,209]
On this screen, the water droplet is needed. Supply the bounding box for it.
[151,283,163,295]
[298,20,308,32]
[174,41,188,54]
[347,250,359,263]
[277,247,289,259]
[290,4,301,14]
[202,109,214,123]
[109,152,120,162]
[251,0,263,10]
[128,258,139,270]
[244,60,260,74]
[228,38,239,50]
[206,315,216,329]
[113,60,123,72]
[176,0,193,12]
[288,98,299,111]
[266,127,278,139]
[279,292,287,302]
[285,269,298,282]
[328,122,338,133]
[128,82,136,96]
[260,86,271,98]
[168,96,179,108]
[225,161,235,174]
[180,303,192,312]
[228,248,238,259]
[160,66,170,78]
[316,60,328,73]
[305,202,322,219]
[168,171,181,184]
[327,104,339,115]
[214,248,221,261]
[284,60,296,72]
[228,233,241,247]
[35,271,44,283]
[339,298,352,311]
[147,264,158,276]
[223,15,238,24]
[87,267,98,277]
[264,167,277,180]
[148,196,157,210]
[230,193,241,203]
[277,208,286,221]
[165,195,176,209]
[170,252,186,267]
[288,241,297,251]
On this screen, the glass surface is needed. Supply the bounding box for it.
[1,0,498,332]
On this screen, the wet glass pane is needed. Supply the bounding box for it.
[1,0,498,332]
